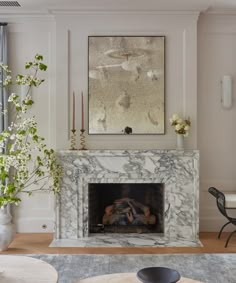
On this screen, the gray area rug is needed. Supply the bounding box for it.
[31,254,236,283]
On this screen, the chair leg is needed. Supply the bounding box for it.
[218,221,232,239]
[225,230,236,248]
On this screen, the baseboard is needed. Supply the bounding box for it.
[200,217,236,232]
[15,218,54,233]
[14,216,232,233]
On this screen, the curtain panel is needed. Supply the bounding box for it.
[0,23,8,134]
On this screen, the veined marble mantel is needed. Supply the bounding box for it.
[52,150,200,247]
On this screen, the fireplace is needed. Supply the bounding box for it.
[53,150,200,247]
[89,183,164,233]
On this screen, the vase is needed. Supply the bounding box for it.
[0,205,16,251]
[176,134,184,150]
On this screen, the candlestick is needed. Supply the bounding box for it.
[81,91,84,130]
[72,91,75,131]
[70,129,77,150]
[79,129,87,150]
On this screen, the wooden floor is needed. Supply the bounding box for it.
[1,232,236,254]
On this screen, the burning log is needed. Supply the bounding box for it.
[102,198,156,225]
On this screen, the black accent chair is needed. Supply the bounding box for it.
[208,187,236,247]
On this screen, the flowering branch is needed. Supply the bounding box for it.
[0,54,61,208]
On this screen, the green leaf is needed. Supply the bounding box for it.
[17,130,26,135]
[7,143,12,151]
[0,168,8,180]
[29,127,37,135]
[23,99,34,106]
[0,196,21,208]
[33,135,39,142]
[25,62,33,69]
[6,183,16,194]
[35,54,43,61]
[39,63,47,71]
[16,106,22,112]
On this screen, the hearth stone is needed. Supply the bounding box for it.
[53,150,199,247]
[50,234,202,247]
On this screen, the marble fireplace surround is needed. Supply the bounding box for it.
[52,150,200,247]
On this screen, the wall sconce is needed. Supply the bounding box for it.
[221,75,233,109]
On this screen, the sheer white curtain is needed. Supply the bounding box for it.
[0,23,8,134]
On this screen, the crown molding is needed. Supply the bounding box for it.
[204,7,236,15]
[0,8,202,17]
[50,9,201,16]
[0,9,51,16]
[0,12,55,20]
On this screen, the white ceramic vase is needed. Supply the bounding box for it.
[0,205,15,251]
[176,134,184,150]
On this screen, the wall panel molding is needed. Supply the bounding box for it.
[55,13,199,150]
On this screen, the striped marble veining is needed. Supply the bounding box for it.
[53,150,199,247]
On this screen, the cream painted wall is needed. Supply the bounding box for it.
[2,11,235,233]
[198,13,236,231]
[1,12,199,232]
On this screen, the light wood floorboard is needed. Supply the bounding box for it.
[1,233,236,254]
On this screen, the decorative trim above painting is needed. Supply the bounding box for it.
[88,36,165,135]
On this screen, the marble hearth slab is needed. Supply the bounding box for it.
[50,234,202,247]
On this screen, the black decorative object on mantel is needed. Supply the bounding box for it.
[137,267,181,283]
[123,126,133,134]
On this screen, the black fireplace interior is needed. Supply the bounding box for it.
[89,183,164,233]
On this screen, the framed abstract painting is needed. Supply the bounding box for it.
[88,36,165,134]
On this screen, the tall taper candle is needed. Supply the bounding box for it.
[81,91,84,129]
[72,91,75,130]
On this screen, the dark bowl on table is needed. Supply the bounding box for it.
[137,267,181,283]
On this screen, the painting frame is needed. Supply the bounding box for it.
[88,35,165,135]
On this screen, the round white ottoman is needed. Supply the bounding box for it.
[77,272,203,283]
[0,255,58,283]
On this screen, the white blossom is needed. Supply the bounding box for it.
[170,114,191,136]
[175,124,182,131]
[172,114,179,120]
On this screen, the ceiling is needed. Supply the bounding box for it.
[2,0,236,14]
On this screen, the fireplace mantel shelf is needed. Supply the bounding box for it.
[53,149,199,247]
[58,149,198,156]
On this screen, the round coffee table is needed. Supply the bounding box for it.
[0,255,58,283]
[77,272,203,283]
